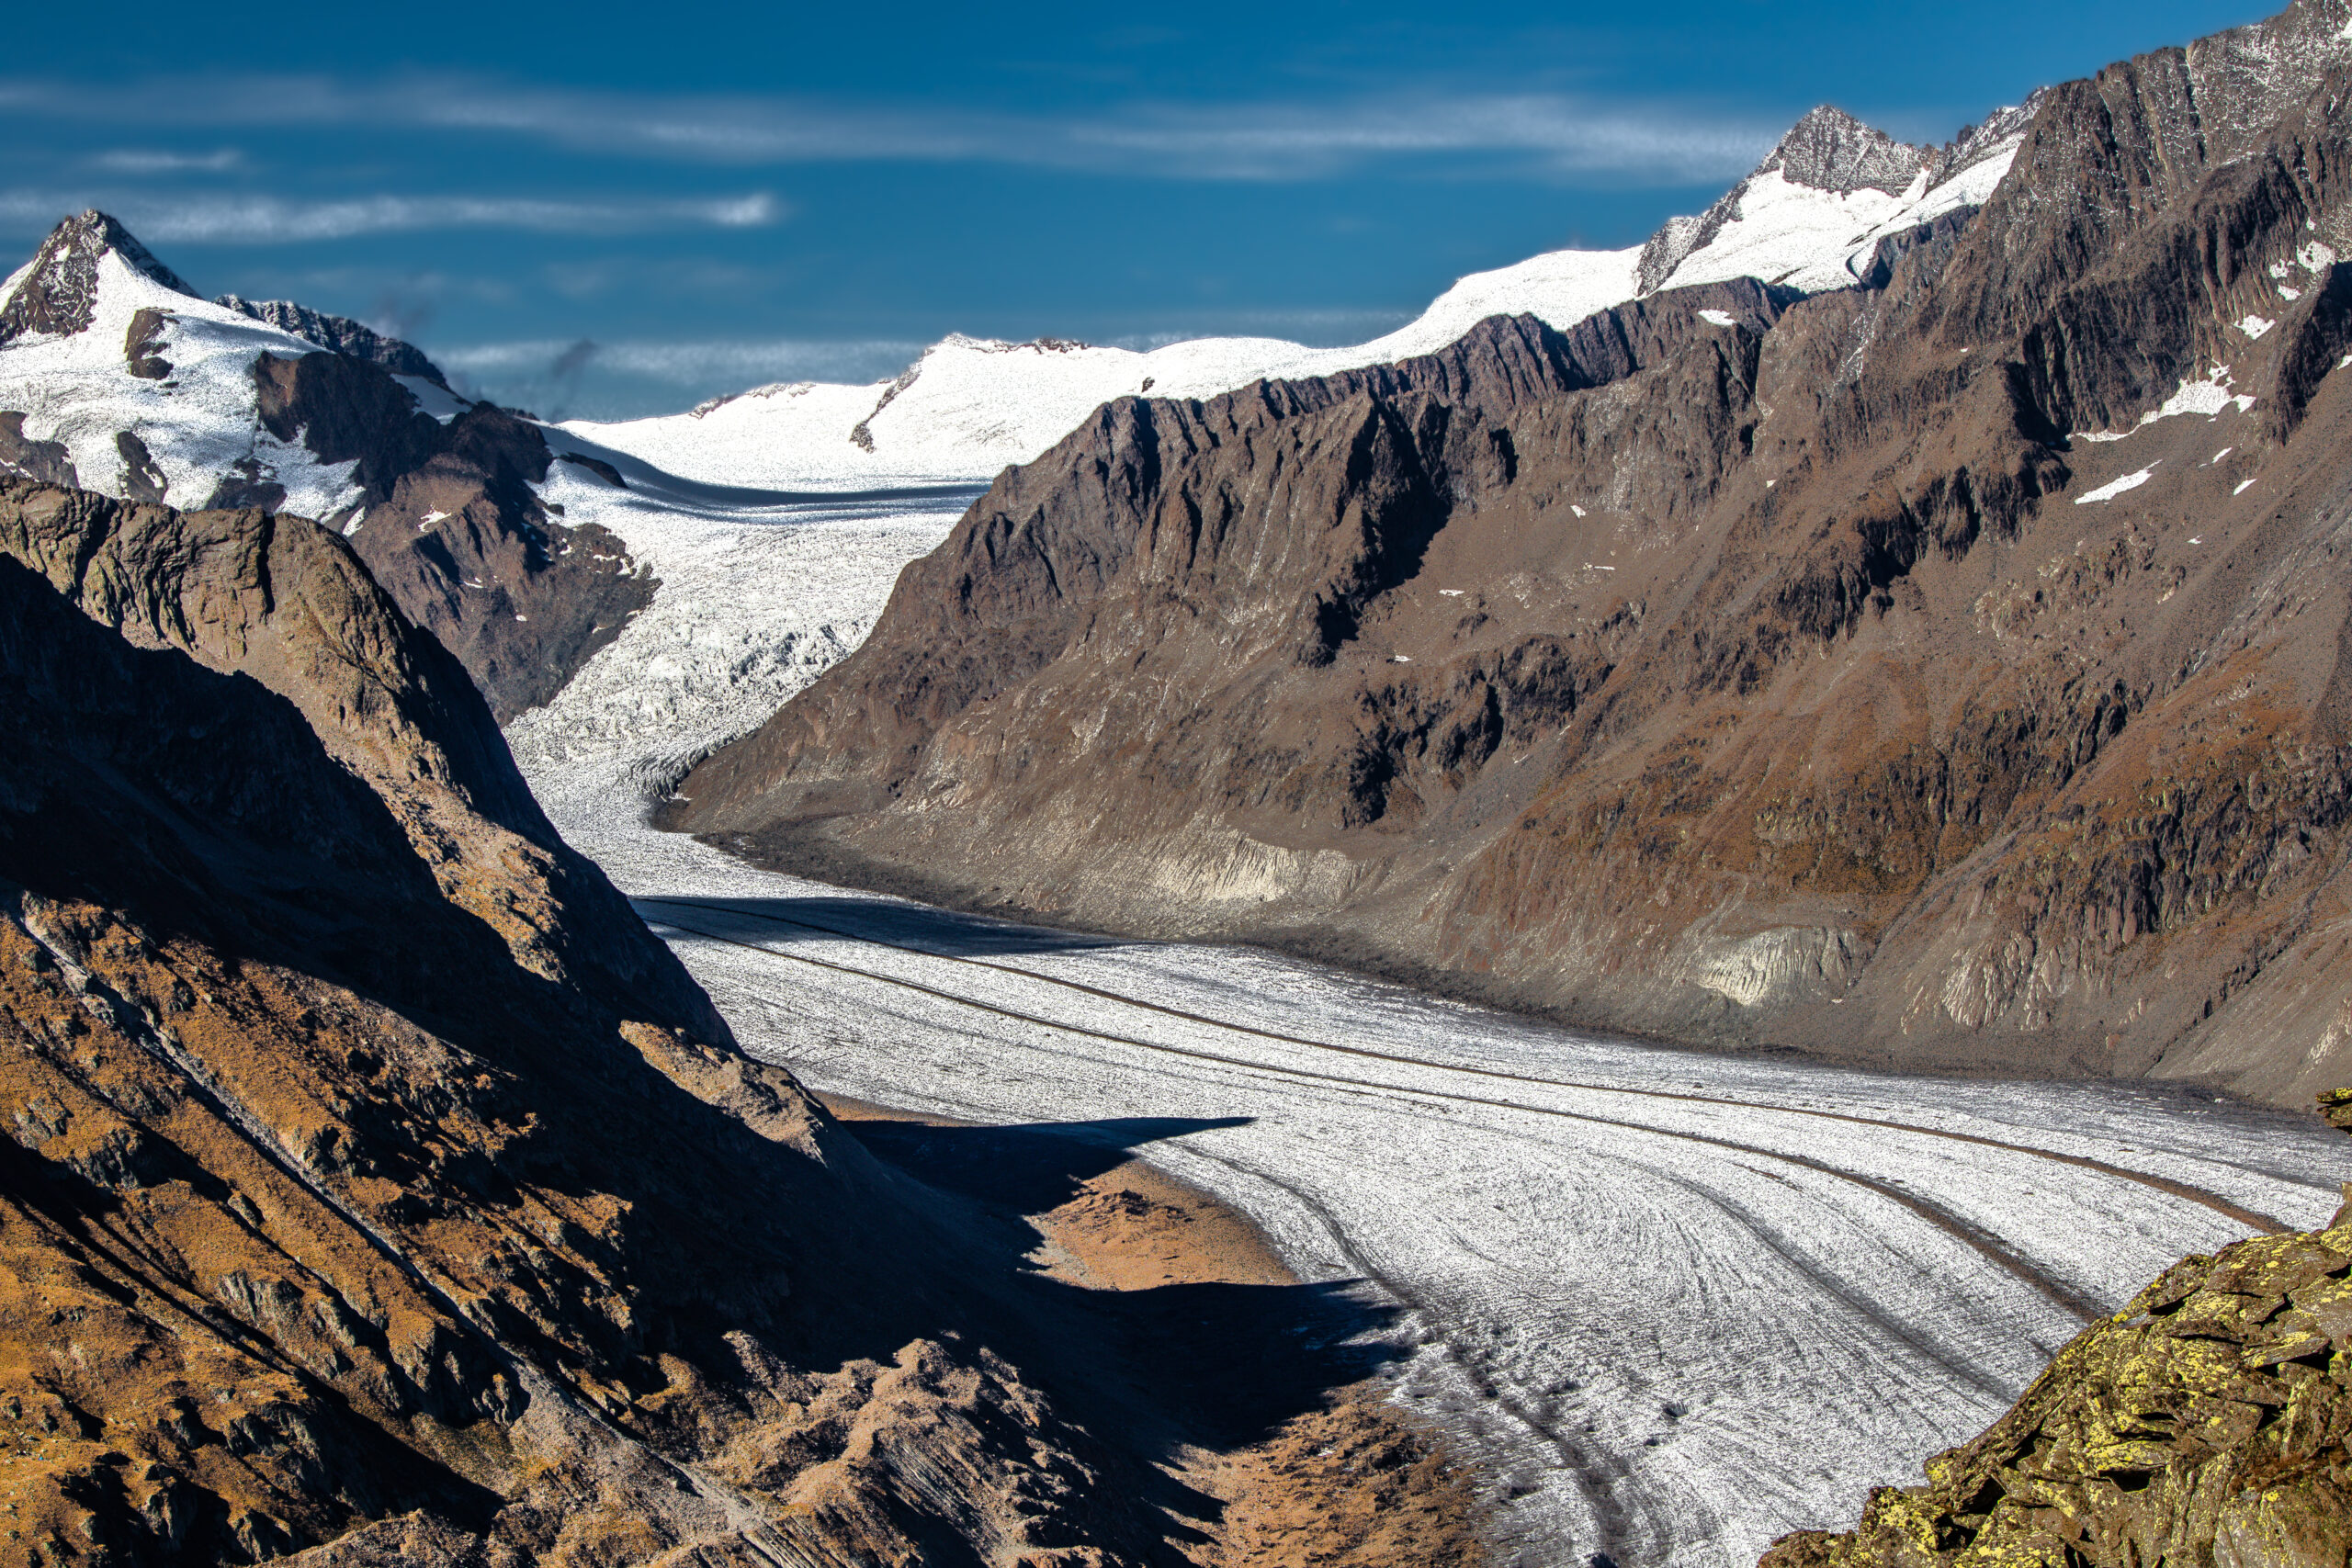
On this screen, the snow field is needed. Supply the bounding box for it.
[1657,148,2018,297]
[555,134,2021,498]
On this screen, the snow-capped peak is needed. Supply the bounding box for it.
[565,100,2036,491]
[1637,102,2030,296]
[0,209,199,344]
[1756,107,1934,197]
[0,211,478,522]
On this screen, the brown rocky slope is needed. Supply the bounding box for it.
[672,0,2352,1110]
[0,476,1248,1564]
[1758,1089,2352,1568]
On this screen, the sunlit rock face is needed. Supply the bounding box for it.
[672,0,2352,1110]
[0,479,1174,1565]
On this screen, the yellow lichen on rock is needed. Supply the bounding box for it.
[1760,1090,2352,1568]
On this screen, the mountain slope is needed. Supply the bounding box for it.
[0,96,2025,753]
[667,0,2352,1111]
[0,478,1184,1564]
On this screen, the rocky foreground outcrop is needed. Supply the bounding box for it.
[1759,1089,2352,1568]
[0,478,1188,1563]
[673,0,2352,1109]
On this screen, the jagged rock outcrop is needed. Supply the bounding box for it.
[1758,1089,2352,1568]
[0,479,1177,1564]
[214,296,448,387]
[671,0,2352,1110]
[0,212,650,722]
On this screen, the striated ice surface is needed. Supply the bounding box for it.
[507,464,2350,1567]
[531,739,2347,1568]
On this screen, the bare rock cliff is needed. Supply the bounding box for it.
[671,0,2352,1108]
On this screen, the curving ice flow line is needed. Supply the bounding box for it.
[635,896,2290,1237]
[642,902,2154,1320]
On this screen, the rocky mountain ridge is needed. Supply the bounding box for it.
[669,0,2352,1111]
[0,211,651,719]
[553,103,2026,491]
[0,476,1221,1564]
[0,88,2034,750]
[212,295,449,388]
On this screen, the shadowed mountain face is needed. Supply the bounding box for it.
[673,0,2352,1110]
[0,479,1220,1564]
[243,353,657,722]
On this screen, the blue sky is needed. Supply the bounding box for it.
[6,1,2275,418]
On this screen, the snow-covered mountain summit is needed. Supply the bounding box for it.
[564,102,2033,490]
[0,208,662,717]
[1634,103,2038,294]
[0,209,196,344]
[0,98,2026,511]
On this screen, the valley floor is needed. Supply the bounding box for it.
[524,739,2349,1567]
[494,479,2350,1564]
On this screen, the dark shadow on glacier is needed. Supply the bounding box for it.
[634,892,1132,958]
[847,1113,1252,1213]
[541,426,989,516]
[840,1111,1405,1460]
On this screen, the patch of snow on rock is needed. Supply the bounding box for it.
[2075,466,2158,505]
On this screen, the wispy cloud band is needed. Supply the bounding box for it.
[0,73,1778,184]
[438,336,923,386]
[0,189,785,243]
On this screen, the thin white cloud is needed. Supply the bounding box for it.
[1079,97,1776,181]
[89,148,243,174]
[0,73,1780,184]
[437,336,923,386]
[0,189,785,243]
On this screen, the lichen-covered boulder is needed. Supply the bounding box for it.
[1760,1090,2352,1568]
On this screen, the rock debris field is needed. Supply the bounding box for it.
[511,489,2351,1568]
